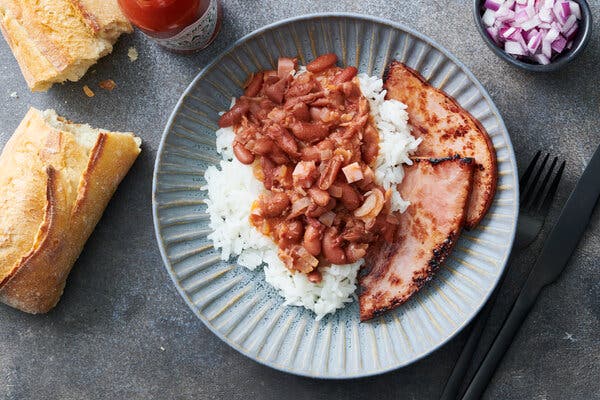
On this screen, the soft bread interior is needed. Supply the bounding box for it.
[0,108,140,290]
[41,109,142,150]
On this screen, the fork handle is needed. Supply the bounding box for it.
[439,285,497,400]
[461,286,540,400]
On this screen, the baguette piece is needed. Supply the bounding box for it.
[0,0,132,91]
[0,108,141,313]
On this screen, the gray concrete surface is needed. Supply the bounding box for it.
[0,1,598,399]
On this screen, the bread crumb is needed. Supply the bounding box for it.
[9,91,17,98]
[99,79,117,91]
[83,85,95,97]
[128,47,139,62]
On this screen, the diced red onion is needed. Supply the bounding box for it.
[552,1,566,23]
[534,54,551,64]
[499,26,512,37]
[515,3,527,13]
[561,14,577,33]
[525,4,536,18]
[517,31,528,49]
[560,1,571,19]
[485,0,503,11]
[544,27,560,42]
[515,9,530,22]
[551,35,567,52]
[541,39,552,57]
[568,1,581,19]
[318,211,336,227]
[527,31,544,52]
[520,15,541,30]
[482,9,497,26]
[524,28,539,40]
[487,26,501,44]
[482,0,581,65]
[496,9,516,22]
[565,24,578,39]
[505,40,527,55]
[289,197,312,218]
[539,7,553,22]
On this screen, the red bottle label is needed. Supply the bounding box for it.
[153,0,219,51]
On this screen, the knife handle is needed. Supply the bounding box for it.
[460,286,540,400]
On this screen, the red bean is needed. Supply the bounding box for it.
[361,124,379,165]
[317,155,343,190]
[286,81,315,98]
[264,77,288,104]
[277,219,304,244]
[322,227,346,264]
[218,101,249,128]
[290,122,330,143]
[308,187,330,207]
[259,191,290,217]
[249,137,274,156]
[339,183,362,211]
[291,102,311,121]
[332,66,358,85]
[306,53,338,73]
[306,198,336,218]
[300,146,320,161]
[244,72,264,97]
[232,140,254,164]
[260,156,276,189]
[273,126,299,157]
[303,219,324,256]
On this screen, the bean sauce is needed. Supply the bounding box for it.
[220,54,400,282]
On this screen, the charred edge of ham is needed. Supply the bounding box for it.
[361,230,460,320]
[414,155,474,166]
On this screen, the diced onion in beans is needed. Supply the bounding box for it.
[342,162,364,183]
[482,0,581,64]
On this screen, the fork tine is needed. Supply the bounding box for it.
[531,157,558,209]
[538,160,566,213]
[522,153,550,208]
[519,150,541,196]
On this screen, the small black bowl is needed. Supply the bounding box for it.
[473,0,593,72]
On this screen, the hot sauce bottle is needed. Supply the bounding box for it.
[117,0,222,53]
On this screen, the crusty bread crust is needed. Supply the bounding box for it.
[0,108,141,313]
[0,0,132,91]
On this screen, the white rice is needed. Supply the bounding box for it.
[203,72,419,319]
[358,73,422,212]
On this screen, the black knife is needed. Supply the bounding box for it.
[461,143,600,400]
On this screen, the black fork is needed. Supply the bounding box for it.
[516,151,566,249]
[440,151,565,400]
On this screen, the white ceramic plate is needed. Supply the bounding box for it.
[152,13,518,378]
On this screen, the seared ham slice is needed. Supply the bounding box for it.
[384,62,497,229]
[359,157,474,321]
